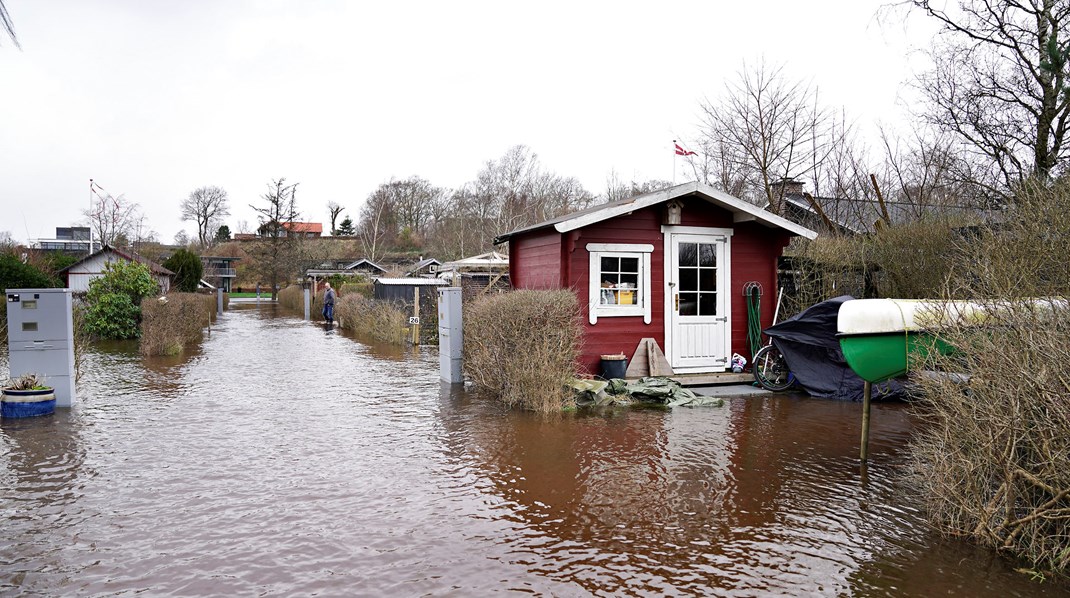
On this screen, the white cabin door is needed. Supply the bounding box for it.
[665,230,730,372]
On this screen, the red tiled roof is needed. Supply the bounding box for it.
[282,222,323,234]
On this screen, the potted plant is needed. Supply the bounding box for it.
[1,373,56,418]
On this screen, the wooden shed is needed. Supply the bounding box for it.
[59,245,174,294]
[494,182,817,376]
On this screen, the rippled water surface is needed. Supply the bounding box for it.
[2,304,1067,596]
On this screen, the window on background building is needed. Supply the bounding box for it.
[587,243,653,325]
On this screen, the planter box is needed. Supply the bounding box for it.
[1,388,56,418]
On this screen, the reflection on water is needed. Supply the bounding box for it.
[1,305,1066,596]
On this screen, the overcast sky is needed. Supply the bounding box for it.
[0,0,933,245]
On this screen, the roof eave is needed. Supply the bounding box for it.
[551,182,818,240]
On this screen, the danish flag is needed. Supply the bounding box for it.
[674,141,696,156]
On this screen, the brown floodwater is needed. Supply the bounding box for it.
[1,304,1067,596]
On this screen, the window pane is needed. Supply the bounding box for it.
[679,292,698,316]
[699,268,716,292]
[617,289,637,305]
[600,288,616,305]
[699,243,716,267]
[679,243,697,266]
[601,256,618,273]
[699,292,717,316]
[679,268,697,292]
[620,257,639,273]
[619,274,638,287]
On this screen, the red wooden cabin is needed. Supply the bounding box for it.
[494,182,817,376]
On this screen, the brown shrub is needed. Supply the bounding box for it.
[782,218,964,316]
[463,289,581,413]
[140,293,215,356]
[908,178,1070,575]
[276,284,303,312]
[334,294,408,344]
[341,281,373,298]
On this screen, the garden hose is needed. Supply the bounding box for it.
[746,285,762,359]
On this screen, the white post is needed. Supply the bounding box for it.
[303,282,311,320]
[438,287,463,384]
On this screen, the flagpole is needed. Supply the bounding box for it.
[88,178,94,254]
[672,140,677,185]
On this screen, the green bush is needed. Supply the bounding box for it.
[83,293,139,339]
[83,260,159,339]
[163,248,204,293]
[0,252,57,290]
[463,289,581,413]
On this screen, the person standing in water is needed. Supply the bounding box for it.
[322,282,337,324]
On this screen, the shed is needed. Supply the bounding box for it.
[494,182,817,376]
[373,277,448,304]
[59,245,175,294]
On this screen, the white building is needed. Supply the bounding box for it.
[59,246,174,294]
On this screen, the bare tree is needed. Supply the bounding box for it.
[248,178,300,300]
[904,0,1070,192]
[180,186,230,248]
[327,201,344,235]
[603,171,672,203]
[85,181,141,247]
[358,183,397,261]
[0,0,19,48]
[699,61,842,214]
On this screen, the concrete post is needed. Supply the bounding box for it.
[302,281,312,320]
[217,287,224,315]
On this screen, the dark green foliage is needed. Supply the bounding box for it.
[83,293,139,339]
[163,248,204,293]
[82,260,159,339]
[336,217,355,236]
[214,225,231,243]
[0,253,57,290]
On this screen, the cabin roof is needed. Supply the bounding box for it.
[493,181,817,243]
[59,245,175,276]
[344,258,387,272]
[373,277,448,286]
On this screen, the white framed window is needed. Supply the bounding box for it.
[587,243,653,325]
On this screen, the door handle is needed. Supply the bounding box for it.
[674,293,679,312]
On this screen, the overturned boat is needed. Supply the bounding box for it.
[836,299,975,383]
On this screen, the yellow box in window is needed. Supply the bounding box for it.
[617,290,635,305]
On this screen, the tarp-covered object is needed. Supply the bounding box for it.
[764,296,905,401]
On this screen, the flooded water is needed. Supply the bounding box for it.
[2,304,1067,596]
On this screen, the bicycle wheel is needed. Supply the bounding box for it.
[752,344,795,392]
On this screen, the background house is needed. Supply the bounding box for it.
[200,256,240,292]
[254,221,324,238]
[495,182,816,376]
[30,226,97,253]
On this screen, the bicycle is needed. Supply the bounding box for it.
[752,341,795,392]
[749,285,795,392]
